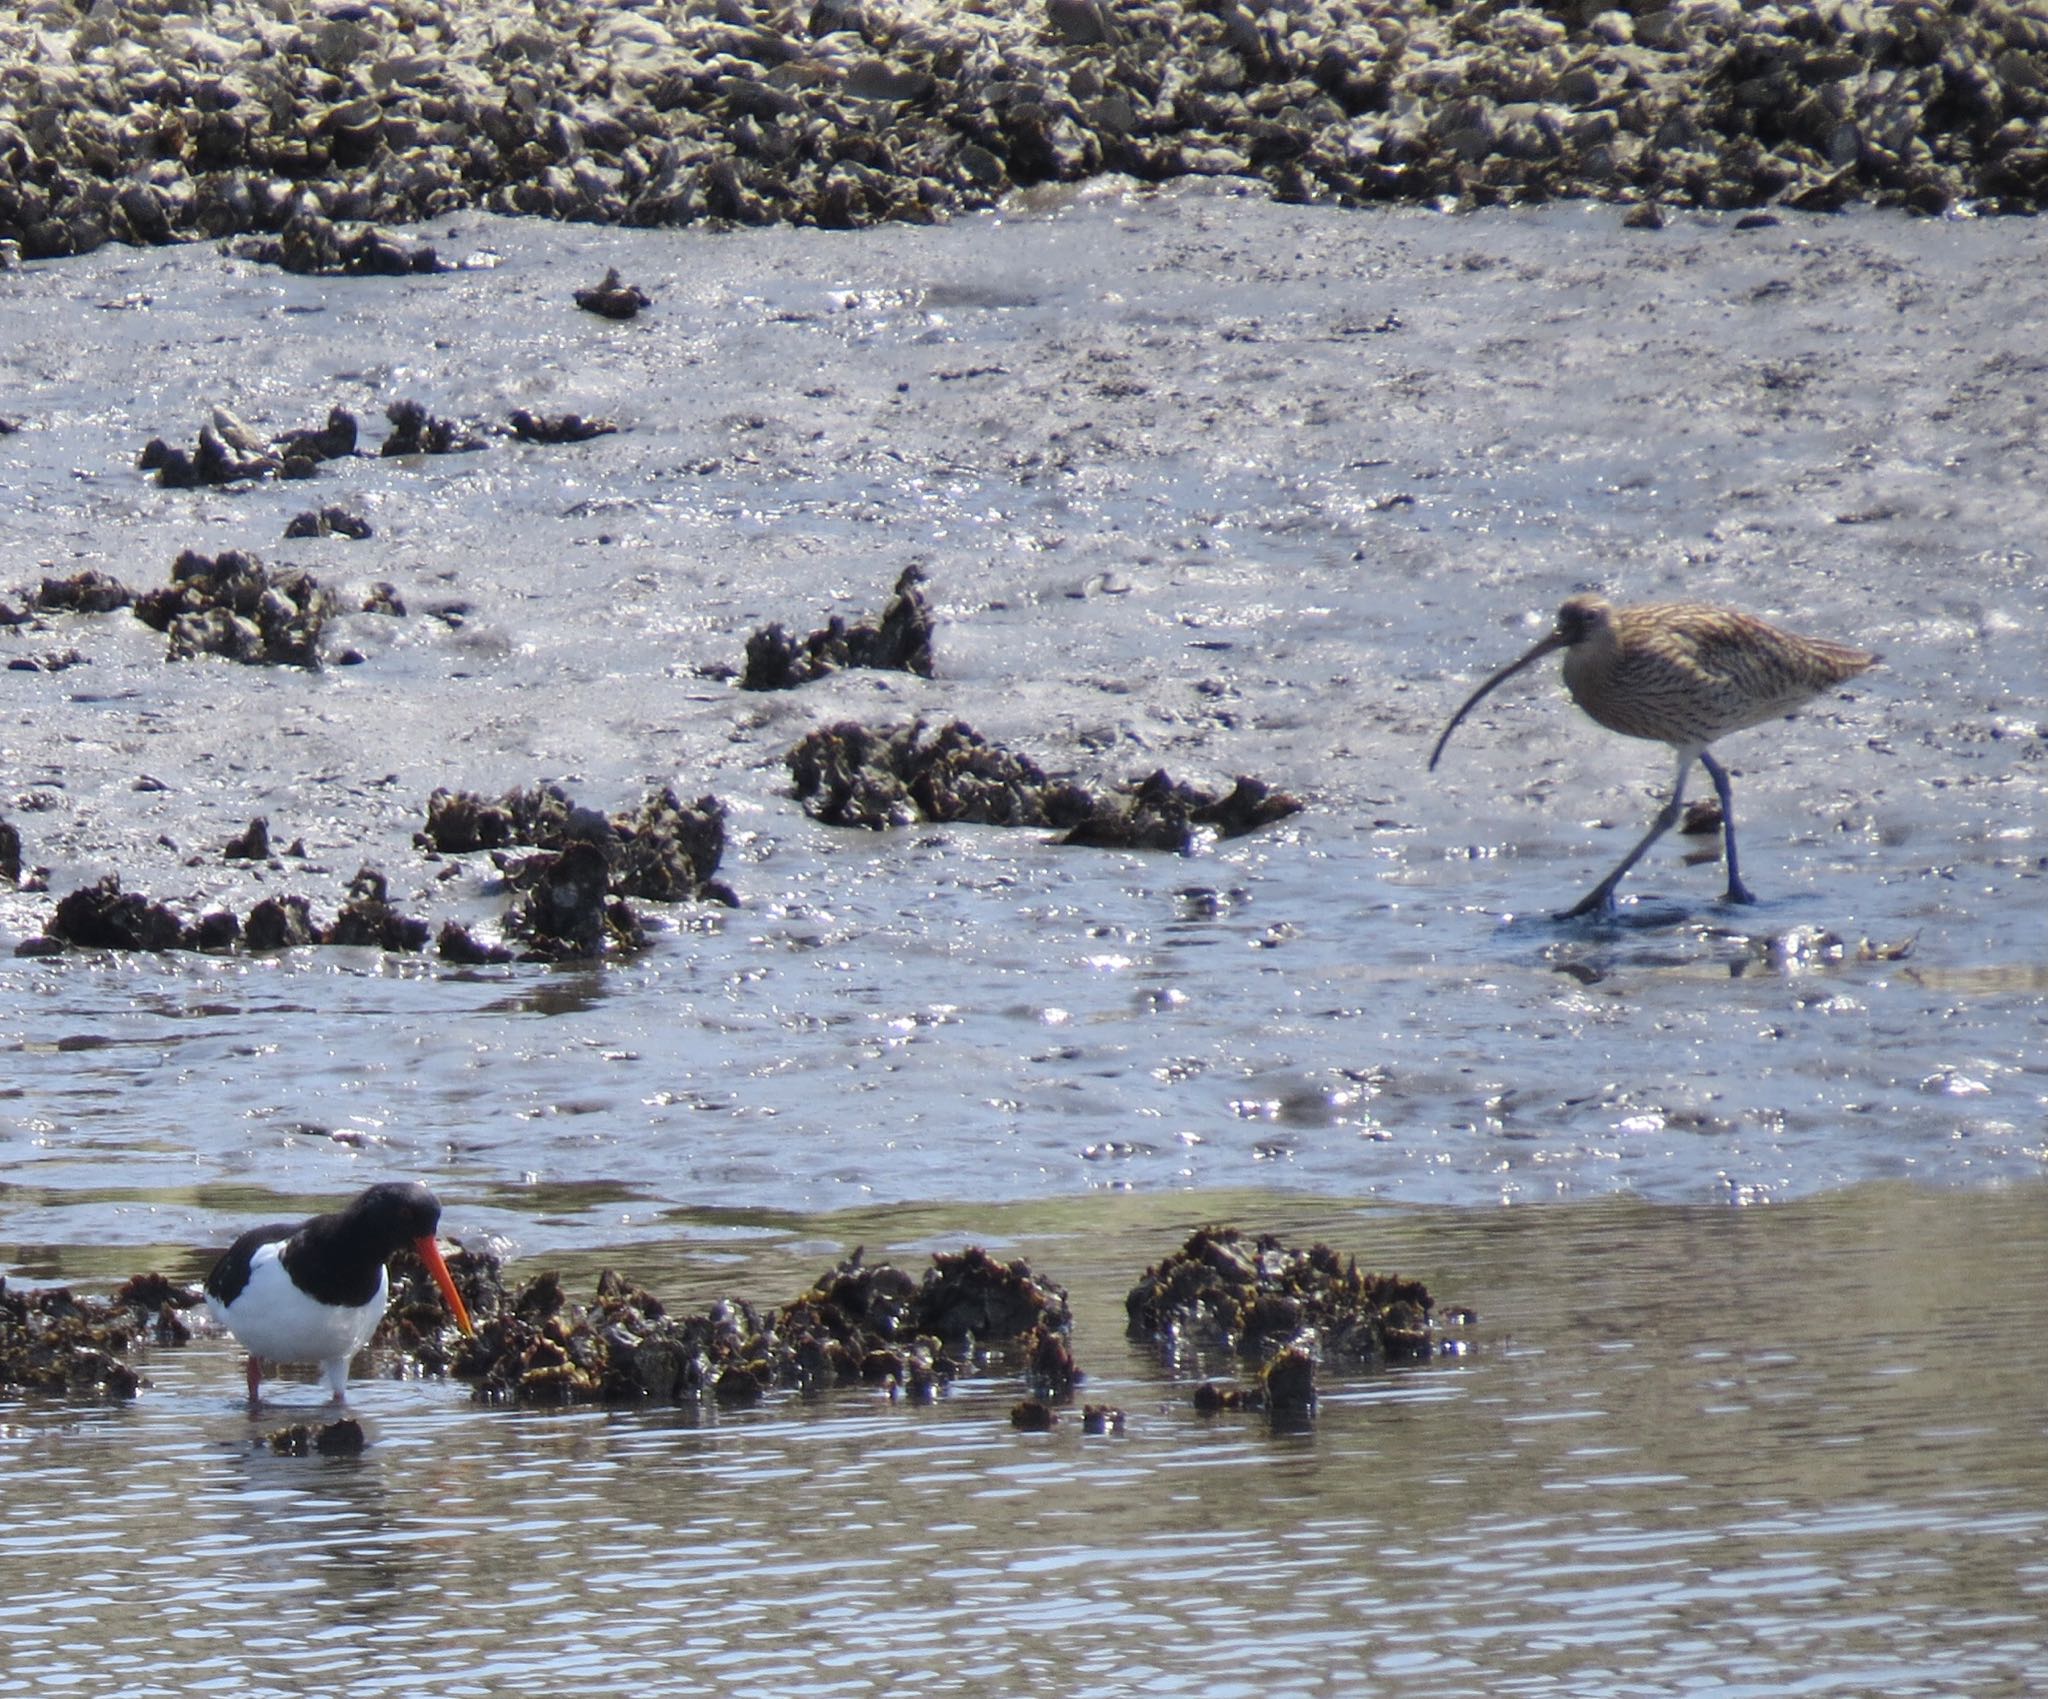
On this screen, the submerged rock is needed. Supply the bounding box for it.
[265,1418,367,1456]
[741,564,935,690]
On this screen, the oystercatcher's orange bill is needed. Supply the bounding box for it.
[414,1235,476,1335]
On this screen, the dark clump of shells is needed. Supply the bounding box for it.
[35,569,133,615]
[441,1241,1073,1410]
[788,717,1301,850]
[0,1272,200,1400]
[229,211,447,277]
[131,548,333,667]
[1060,770,1303,852]
[139,405,356,488]
[788,719,1095,831]
[266,1418,367,1456]
[420,782,735,961]
[1,1,2044,264]
[741,565,934,690]
[573,267,651,319]
[1129,1225,1442,1419]
[381,398,486,457]
[380,1241,502,1377]
[21,871,433,957]
[284,505,373,540]
[507,408,619,444]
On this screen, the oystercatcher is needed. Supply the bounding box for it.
[204,1181,475,1406]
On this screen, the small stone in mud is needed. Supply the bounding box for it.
[0,819,19,884]
[361,582,405,617]
[1010,1398,1058,1431]
[574,267,650,320]
[1081,1404,1126,1435]
[7,649,87,673]
[223,817,272,860]
[508,408,619,444]
[741,564,934,690]
[284,506,372,540]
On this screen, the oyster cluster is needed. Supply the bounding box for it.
[1,0,2044,261]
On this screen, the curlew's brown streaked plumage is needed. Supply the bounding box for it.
[1428,594,1877,918]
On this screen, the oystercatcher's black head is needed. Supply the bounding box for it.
[334,1181,447,1259]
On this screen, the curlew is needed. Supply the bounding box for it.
[1428,594,1876,918]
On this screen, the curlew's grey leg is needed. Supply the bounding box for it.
[1699,750,1755,904]
[1556,749,1695,920]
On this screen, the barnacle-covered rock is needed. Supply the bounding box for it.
[131,549,333,667]
[741,564,935,690]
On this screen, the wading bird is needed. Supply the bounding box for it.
[205,1181,475,1407]
[1428,594,1876,918]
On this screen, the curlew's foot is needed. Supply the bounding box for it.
[1723,880,1758,905]
[1554,886,1621,922]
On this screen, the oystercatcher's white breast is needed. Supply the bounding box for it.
[205,1241,388,1368]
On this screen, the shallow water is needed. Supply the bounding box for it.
[8,1185,2048,1697]
[1,183,2045,1692]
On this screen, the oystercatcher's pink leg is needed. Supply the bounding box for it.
[245,1354,263,1406]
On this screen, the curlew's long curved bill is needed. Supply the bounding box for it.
[414,1235,476,1335]
[1427,629,1569,771]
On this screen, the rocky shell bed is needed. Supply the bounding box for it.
[8,1227,1445,1431]
[1,0,2046,265]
